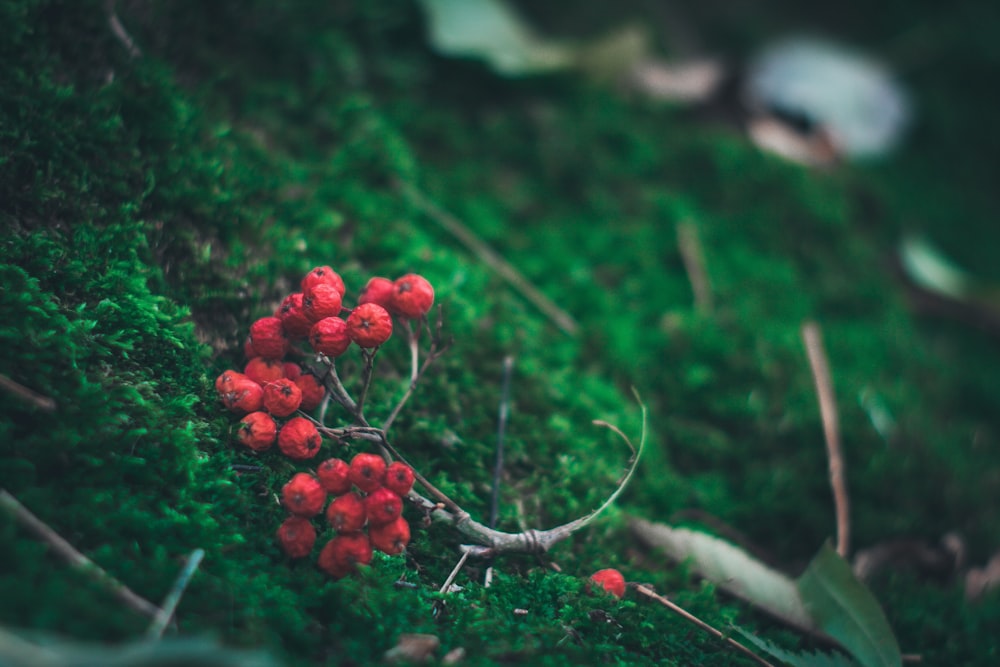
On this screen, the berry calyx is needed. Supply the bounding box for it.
[349,452,387,493]
[244,357,285,386]
[346,303,393,348]
[358,276,396,311]
[589,569,626,599]
[325,491,367,532]
[309,317,351,357]
[281,473,327,517]
[368,516,411,556]
[249,316,289,359]
[262,378,303,418]
[277,292,313,340]
[317,458,352,495]
[318,533,372,579]
[392,273,434,319]
[277,417,322,460]
[364,487,403,526]
[277,516,316,559]
[303,283,343,322]
[236,411,278,452]
[301,266,346,297]
[383,461,415,497]
[294,374,325,412]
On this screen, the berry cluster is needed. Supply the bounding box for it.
[276,453,415,578]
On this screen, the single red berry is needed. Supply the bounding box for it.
[282,362,302,381]
[263,378,303,418]
[346,303,393,348]
[309,317,351,357]
[236,411,278,452]
[358,276,396,311]
[220,377,264,413]
[277,417,322,460]
[295,373,325,412]
[364,487,403,526]
[383,461,415,497]
[282,473,327,517]
[277,516,316,559]
[214,369,243,393]
[392,274,435,320]
[244,357,285,386]
[589,569,626,599]
[277,293,313,340]
[325,491,367,532]
[249,316,289,359]
[301,266,346,297]
[243,336,258,359]
[303,283,343,322]
[317,458,352,495]
[318,533,372,578]
[349,452,387,493]
[368,516,411,556]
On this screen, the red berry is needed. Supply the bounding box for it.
[317,458,352,495]
[249,316,289,359]
[309,317,351,357]
[346,303,393,348]
[282,362,302,381]
[236,411,278,452]
[244,357,285,386]
[392,274,434,319]
[277,516,316,559]
[263,378,303,418]
[589,569,626,599]
[358,276,396,311]
[243,336,258,359]
[383,461,415,497]
[295,373,325,412]
[368,516,411,556]
[349,453,386,493]
[326,491,367,532]
[214,369,243,393]
[301,266,346,297]
[318,534,372,579]
[277,417,322,460]
[220,377,264,413]
[282,473,327,517]
[277,293,313,340]
[303,283,343,322]
[364,487,403,526]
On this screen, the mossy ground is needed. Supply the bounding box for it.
[2,1,999,665]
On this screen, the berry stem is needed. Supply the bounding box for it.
[355,348,378,420]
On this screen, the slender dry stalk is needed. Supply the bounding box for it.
[801,321,851,558]
[0,373,56,412]
[146,548,205,639]
[676,221,713,314]
[105,0,141,58]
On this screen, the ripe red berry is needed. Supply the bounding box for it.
[243,336,258,359]
[309,317,351,357]
[325,491,367,532]
[294,373,325,412]
[214,369,243,393]
[392,273,434,319]
[364,487,403,526]
[236,411,278,452]
[301,266,346,297]
[383,461,415,497]
[317,458,352,495]
[368,516,411,556]
[318,533,372,579]
[220,377,264,413]
[303,283,343,322]
[346,303,393,348]
[282,473,327,517]
[277,417,322,460]
[358,276,396,311]
[282,362,302,381]
[349,453,387,493]
[589,569,626,599]
[244,357,285,386]
[277,292,313,339]
[263,378,303,418]
[249,316,289,359]
[277,516,316,559]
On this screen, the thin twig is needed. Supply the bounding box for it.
[355,348,378,418]
[146,548,205,639]
[397,180,579,336]
[676,221,713,314]
[801,322,851,558]
[439,550,471,594]
[105,0,141,58]
[632,584,776,667]
[0,373,56,412]
[490,356,514,529]
[0,489,160,618]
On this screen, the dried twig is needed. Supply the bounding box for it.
[0,489,160,618]
[676,221,713,314]
[632,584,776,667]
[439,550,471,594]
[105,0,141,59]
[0,373,56,412]
[397,179,579,336]
[146,548,205,639]
[801,322,850,558]
[489,356,515,529]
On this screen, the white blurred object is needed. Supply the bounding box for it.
[745,37,911,159]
